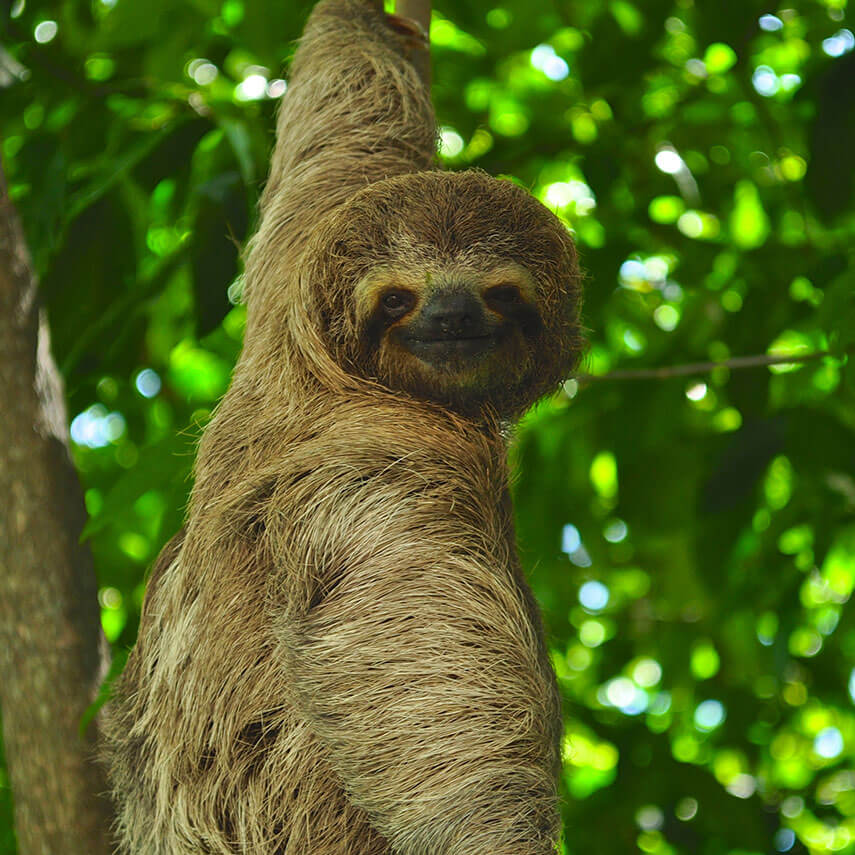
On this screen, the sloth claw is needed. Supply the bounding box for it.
[385,13,429,47]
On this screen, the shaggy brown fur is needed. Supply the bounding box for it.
[103,1,583,853]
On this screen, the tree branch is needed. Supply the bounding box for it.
[396,0,431,33]
[0,161,113,853]
[575,348,847,384]
[396,0,431,87]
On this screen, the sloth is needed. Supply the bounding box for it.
[103,1,583,854]
[317,169,580,418]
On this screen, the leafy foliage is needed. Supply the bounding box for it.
[2,0,855,852]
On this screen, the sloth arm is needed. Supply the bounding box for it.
[258,0,436,260]
[267,425,561,855]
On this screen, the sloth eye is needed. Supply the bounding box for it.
[485,284,523,306]
[380,290,415,319]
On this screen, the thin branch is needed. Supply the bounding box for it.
[575,348,848,384]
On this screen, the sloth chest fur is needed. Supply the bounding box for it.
[139,424,514,724]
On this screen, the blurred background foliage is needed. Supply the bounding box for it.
[1,0,855,851]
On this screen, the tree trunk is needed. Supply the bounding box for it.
[0,163,112,853]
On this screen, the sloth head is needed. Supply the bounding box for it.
[300,170,583,418]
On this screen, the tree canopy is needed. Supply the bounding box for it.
[1,0,854,852]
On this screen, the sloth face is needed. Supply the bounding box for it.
[352,262,551,415]
[307,170,583,418]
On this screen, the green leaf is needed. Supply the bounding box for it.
[730,181,769,249]
[704,43,737,74]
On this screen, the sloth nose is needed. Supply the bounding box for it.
[422,291,483,337]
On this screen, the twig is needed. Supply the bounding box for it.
[575,348,848,384]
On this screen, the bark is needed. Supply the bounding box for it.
[0,163,112,853]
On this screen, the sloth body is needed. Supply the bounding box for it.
[104,2,582,853]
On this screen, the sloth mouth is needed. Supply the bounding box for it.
[409,334,494,344]
[405,334,496,355]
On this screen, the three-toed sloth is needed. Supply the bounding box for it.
[104,1,583,853]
